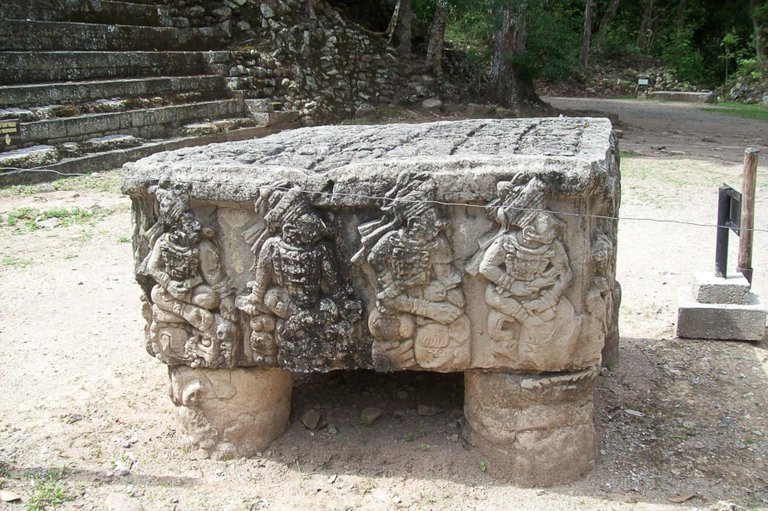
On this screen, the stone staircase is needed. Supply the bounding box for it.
[0,0,299,184]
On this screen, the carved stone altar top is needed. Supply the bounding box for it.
[123,118,617,205]
[124,118,619,375]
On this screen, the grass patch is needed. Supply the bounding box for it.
[2,256,34,268]
[2,206,107,233]
[25,467,73,511]
[620,149,644,159]
[702,101,768,121]
[0,170,121,198]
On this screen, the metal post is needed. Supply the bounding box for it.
[716,186,730,278]
[738,148,758,284]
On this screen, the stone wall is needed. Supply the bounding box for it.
[157,0,482,124]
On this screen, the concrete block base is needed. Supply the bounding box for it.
[676,287,766,341]
[693,272,750,304]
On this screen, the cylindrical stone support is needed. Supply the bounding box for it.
[464,367,598,486]
[169,366,293,459]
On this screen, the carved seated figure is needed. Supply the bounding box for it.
[355,173,470,371]
[477,178,581,370]
[236,186,362,371]
[144,185,236,369]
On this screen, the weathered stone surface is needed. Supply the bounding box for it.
[676,287,766,340]
[693,272,751,304]
[463,367,599,486]
[169,366,292,459]
[0,144,58,168]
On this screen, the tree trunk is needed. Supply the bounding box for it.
[396,0,413,57]
[676,0,686,32]
[751,0,766,65]
[593,0,621,53]
[385,0,413,57]
[637,0,654,50]
[487,4,540,109]
[579,0,595,70]
[426,0,449,75]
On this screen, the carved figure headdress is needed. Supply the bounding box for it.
[352,172,437,264]
[244,182,322,259]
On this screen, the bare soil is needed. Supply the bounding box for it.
[1,99,767,511]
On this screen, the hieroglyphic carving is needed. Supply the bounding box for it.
[235,184,363,371]
[140,182,238,368]
[467,175,581,370]
[353,172,470,371]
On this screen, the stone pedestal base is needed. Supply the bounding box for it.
[169,366,293,459]
[676,286,766,340]
[464,367,598,487]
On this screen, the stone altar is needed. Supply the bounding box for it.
[123,118,621,486]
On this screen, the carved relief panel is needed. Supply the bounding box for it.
[353,173,471,371]
[136,182,239,369]
[235,183,364,372]
[466,175,582,372]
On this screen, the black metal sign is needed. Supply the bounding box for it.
[715,185,742,277]
[0,119,20,151]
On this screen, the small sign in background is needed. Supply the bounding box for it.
[0,119,20,151]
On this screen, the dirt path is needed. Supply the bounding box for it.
[1,101,767,510]
[545,96,768,163]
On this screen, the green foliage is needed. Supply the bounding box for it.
[25,467,73,511]
[0,170,120,198]
[661,27,706,85]
[445,0,580,81]
[2,206,98,232]
[523,0,581,81]
[413,0,437,26]
[702,101,768,121]
[2,256,34,268]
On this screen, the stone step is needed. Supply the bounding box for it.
[19,99,247,146]
[0,75,226,109]
[0,122,302,186]
[0,93,210,122]
[1,0,174,27]
[0,20,229,52]
[0,51,230,85]
[182,118,257,136]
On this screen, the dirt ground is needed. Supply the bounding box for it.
[1,98,767,511]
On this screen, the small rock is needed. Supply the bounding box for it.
[395,390,408,400]
[417,405,442,416]
[360,407,383,425]
[300,408,322,430]
[64,413,84,424]
[112,464,131,477]
[36,217,61,229]
[0,490,22,503]
[421,98,443,111]
[260,3,275,18]
[105,493,144,511]
[327,423,338,435]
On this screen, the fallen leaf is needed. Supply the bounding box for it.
[668,492,698,503]
[0,490,22,502]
